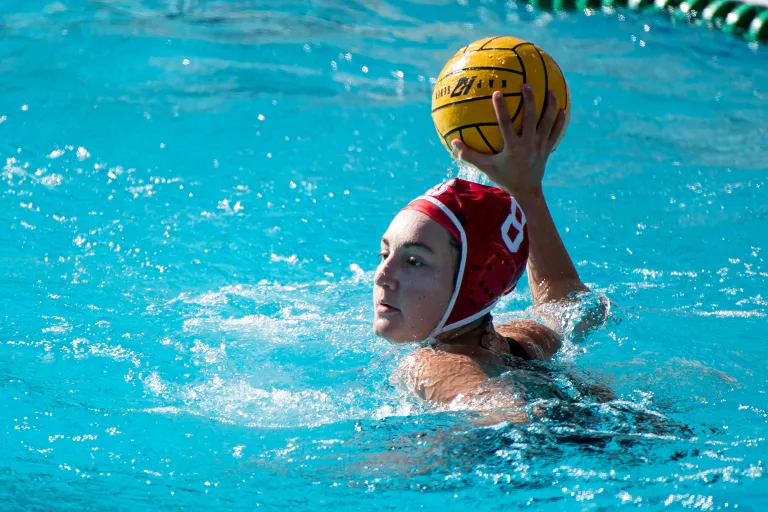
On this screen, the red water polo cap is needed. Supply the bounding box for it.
[402,178,529,338]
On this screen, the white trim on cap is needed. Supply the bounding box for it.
[440,300,498,333]
[408,194,467,338]
[501,197,526,253]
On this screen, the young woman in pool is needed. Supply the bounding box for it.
[374,86,602,408]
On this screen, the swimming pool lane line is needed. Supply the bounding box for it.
[533,0,768,43]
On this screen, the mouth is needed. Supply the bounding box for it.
[375,300,400,314]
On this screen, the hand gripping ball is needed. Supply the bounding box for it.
[432,36,570,155]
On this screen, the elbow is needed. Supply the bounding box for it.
[571,294,611,341]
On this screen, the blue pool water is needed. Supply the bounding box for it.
[1,0,767,510]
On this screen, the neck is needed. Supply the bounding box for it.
[434,316,491,347]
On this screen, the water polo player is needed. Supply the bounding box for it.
[374,87,604,405]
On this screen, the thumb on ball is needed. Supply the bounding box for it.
[451,140,491,169]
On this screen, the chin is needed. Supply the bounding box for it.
[373,317,395,341]
[373,317,426,343]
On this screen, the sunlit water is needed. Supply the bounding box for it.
[1,0,767,510]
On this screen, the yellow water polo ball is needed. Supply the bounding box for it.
[432,36,571,155]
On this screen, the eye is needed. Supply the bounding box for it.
[407,256,424,268]
[378,251,389,260]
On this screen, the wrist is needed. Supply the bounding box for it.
[511,187,545,205]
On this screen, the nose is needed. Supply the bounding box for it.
[374,258,397,291]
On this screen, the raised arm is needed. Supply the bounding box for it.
[516,189,589,306]
[452,86,605,333]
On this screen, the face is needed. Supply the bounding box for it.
[373,210,459,342]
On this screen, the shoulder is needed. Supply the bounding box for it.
[495,319,562,361]
[405,347,491,404]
